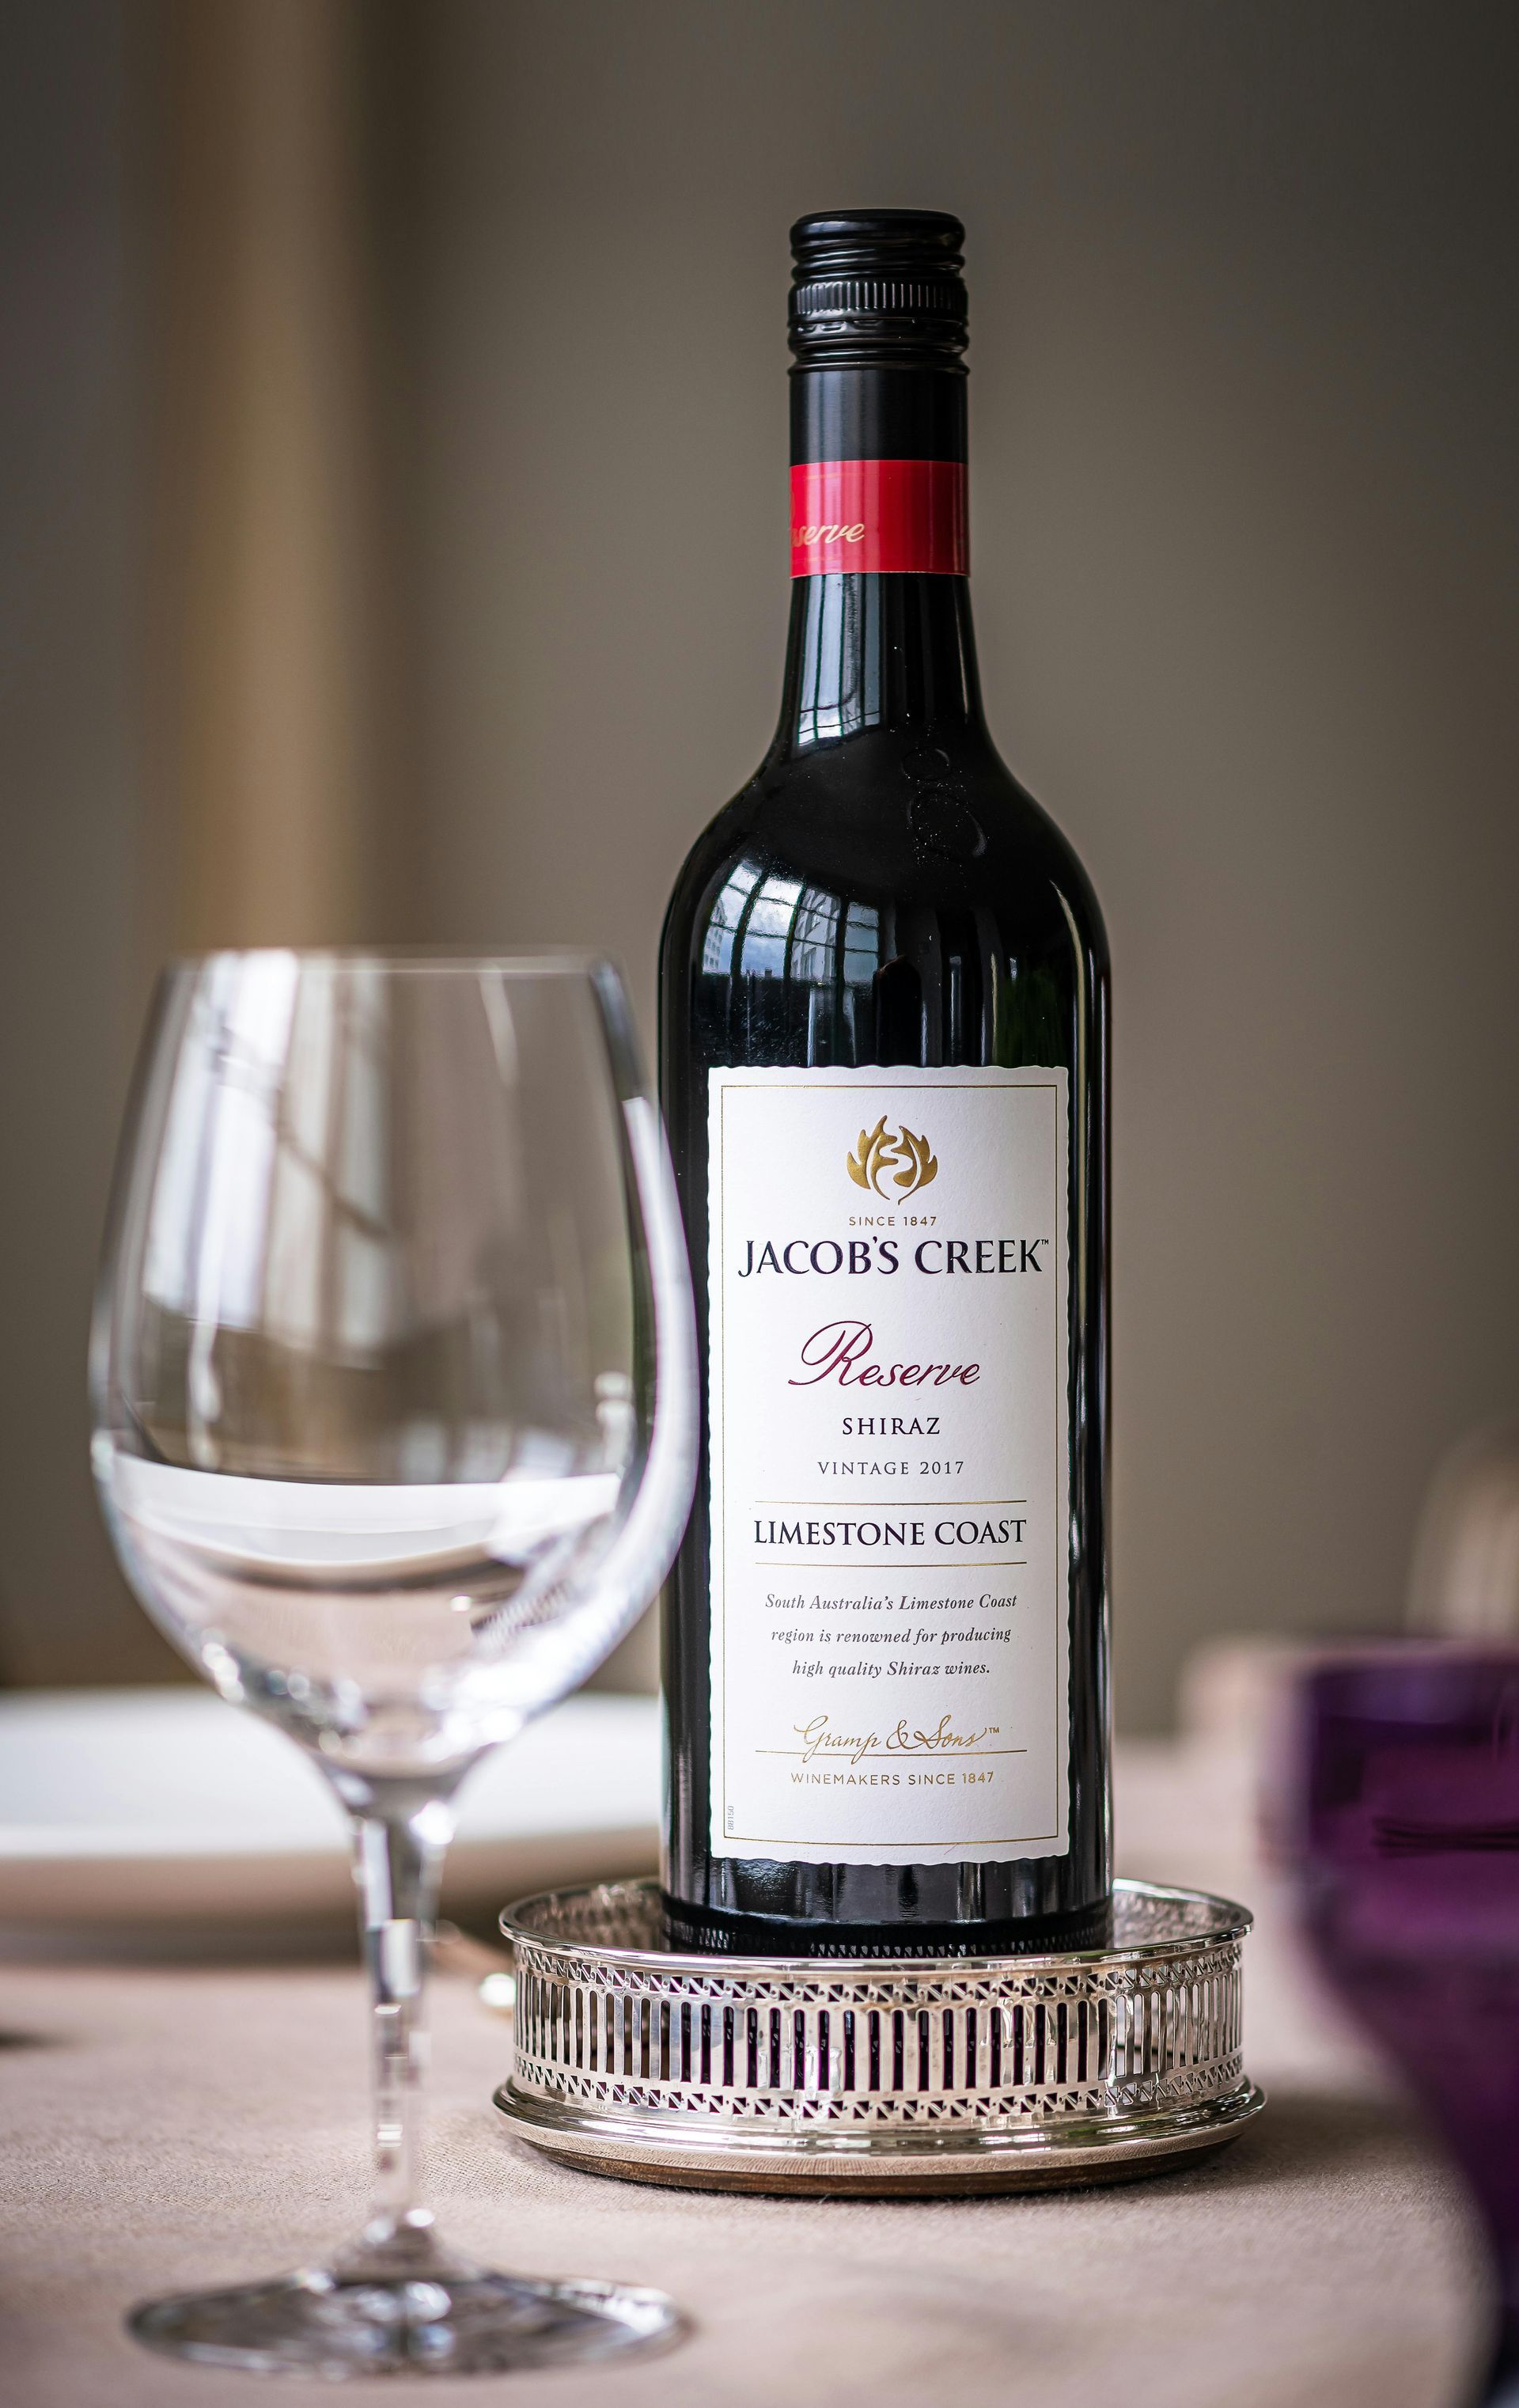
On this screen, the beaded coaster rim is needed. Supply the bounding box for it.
[499,1875,1252,1975]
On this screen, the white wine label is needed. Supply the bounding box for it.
[706,1064,1070,1866]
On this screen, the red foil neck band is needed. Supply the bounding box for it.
[790,458,968,578]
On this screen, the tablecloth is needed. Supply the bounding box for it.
[0,1743,1491,2408]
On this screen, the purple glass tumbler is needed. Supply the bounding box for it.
[1294,1650,1519,2403]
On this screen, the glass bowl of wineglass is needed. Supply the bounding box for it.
[89,950,696,2379]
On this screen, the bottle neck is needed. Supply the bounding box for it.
[775,573,985,755]
[772,361,989,761]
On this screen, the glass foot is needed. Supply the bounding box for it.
[128,2263,686,2379]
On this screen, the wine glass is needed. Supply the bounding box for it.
[89,950,697,2379]
[1289,1648,1519,2404]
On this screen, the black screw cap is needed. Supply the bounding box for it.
[789,210,968,366]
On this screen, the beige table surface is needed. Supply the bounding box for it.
[0,1742,1493,2408]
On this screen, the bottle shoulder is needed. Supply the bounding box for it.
[661,734,1108,973]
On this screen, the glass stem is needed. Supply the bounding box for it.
[345,1784,459,2269]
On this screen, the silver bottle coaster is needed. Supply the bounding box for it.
[492,1877,1264,2197]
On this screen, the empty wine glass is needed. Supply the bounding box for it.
[89,951,696,2378]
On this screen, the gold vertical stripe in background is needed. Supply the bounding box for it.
[150,0,392,954]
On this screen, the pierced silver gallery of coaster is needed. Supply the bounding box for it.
[492,1877,1264,2196]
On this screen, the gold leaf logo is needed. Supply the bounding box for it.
[846,1115,939,1198]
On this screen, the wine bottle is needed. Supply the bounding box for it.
[659,210,1110,1955]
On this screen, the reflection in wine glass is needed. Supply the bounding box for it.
[1290,1650,1519,2406]
[91,951,695,2378]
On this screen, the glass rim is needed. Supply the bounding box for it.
[158,944,623,980]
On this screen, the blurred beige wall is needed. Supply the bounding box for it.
[0,2,165,1681]
[402,0,1519,1731]
[2,0,1517,1726]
